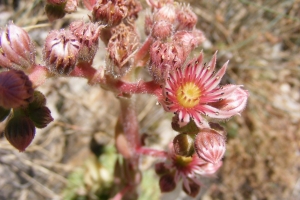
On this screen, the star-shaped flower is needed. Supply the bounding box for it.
[162,52,248,128]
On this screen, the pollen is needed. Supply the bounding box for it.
[176,82,201,108]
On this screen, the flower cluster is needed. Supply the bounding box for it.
[0,0,249,198]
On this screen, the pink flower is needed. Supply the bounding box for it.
[194,128,226,164]
[155,143,222,197]
[162,52,248,128]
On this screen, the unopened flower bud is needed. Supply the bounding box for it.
[173,30,205,58]
[171,115,200,134]
[199,160,222,175]
[173,133,194,157]
[0,22,35,69]
[45,2,67,22]
[43,30,81,75]
[149,40,185,83]
[194,129,226,164]
[153,4,176,23]
[182,179,201,198]
[92,1,128,26]
[5,114,36,152]
[28,91,46,110]
[28,106,53,128]
[106,23,139,78]
[175,5,198,30]
[64,0,78,13]
[159,174,176,193]
[70,20,103,61]
[209,86,249,116]
[155,162,170,175]
[0,106,10,122]
[151,20,173,40]
[0,70,33,109]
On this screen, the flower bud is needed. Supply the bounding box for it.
[208,86,249,116]
[70,20,103,61]
[153,4,176,24]
[194,129,226,164]
[173,30,205,58]
[175,5,198,31]
[92,1,128,26]
[28,106,53,128]
[4,114,36,152]
[28,91,46,110]
[159,174,176,193]
[182,178,201,198]
[171,115,200,134]
[0,106,10,122]
[155,162,170,175]
[106,23,139,78]
[151,20,173,40]
[0,22,35,69]
[199,161,222,175]
[0,70,33,109]
[173,133,194,157]
[64,0,78,13]
[45,3,66,22]
[148,40,185,83]
[43,30,81,75]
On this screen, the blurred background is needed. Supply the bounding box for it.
[0,0,299,199]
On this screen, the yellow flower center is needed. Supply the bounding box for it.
[174,155,193,167]
[176,82,201,108]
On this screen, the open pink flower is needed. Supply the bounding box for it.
[155,143,222,197]
[162,52,248,128]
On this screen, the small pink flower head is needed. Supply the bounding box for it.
[149,40,185,83]
[194,128,226,164]
[106,23,139,78]
[151,20,173,40]
[43,30,81,75]
[208,86,249,116]
[4,114,36,152]
[92,0,128,27]
[175,4,198,31]
[0,22,35,69]
[0,70,33,109]
[173,30,205,58]
[153,3,176,23]
[155,143,222,197]
[64,0,78,13]
[70,20,103,61]
[162,52,248,128]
